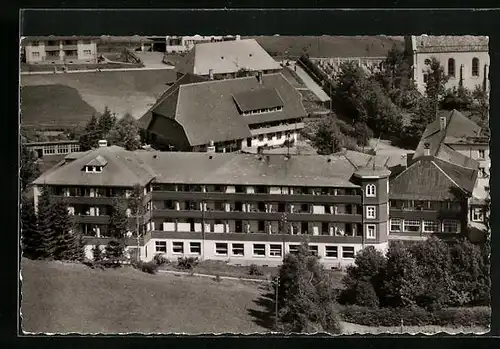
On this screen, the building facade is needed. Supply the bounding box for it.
[404,35,490,94]
[23,36,98,65]
[165,35,241,53]
[32,144,395,269]
[25,140,80,158]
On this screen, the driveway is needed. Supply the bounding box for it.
[294,64,331,103]
[134,51,171,69]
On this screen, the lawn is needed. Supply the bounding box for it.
[247,35,403,59]
[21,258,267,334]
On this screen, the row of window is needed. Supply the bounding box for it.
[390,219,460,233]
[425,57,482,77]
[31,40,92,46]
[40,143,80,155]
[390,200,462,211]
[242,106,284,116]
[31,50,92,59]
[154,241,357,259]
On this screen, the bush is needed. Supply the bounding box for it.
[214,274,222,282]
[153,253,168,266]
[177,257,199,270]
[341,305,490,328]
[134,261,158,274]
[248,264,264,276]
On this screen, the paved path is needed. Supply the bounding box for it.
[21,65,174,75]
[294,64,331,102]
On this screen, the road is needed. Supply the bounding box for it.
[294,64,331,102]
[20,65,174,75]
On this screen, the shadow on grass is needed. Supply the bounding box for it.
[247,284,277,331]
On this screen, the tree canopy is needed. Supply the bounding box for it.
[108,113,142,151]
[20,143,40,192]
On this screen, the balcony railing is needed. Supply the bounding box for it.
[390,209,463,220]
[149,191,361,204]
[44,45,61,51]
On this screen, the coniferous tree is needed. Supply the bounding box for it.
[97,106,116,139]
[51,199,77,261]
[105,199,129,266]
[92,245,103,262]
[79,114,101,151]
[35,187,58,259]
[20,194,40,259]
[20,144,40,192]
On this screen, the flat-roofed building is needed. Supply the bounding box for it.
[22,36,99,65]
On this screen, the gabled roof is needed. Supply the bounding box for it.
[390,156,477,201]
[144,73,307,146]
[414,35,489,53]
[33,145,155,187]
[233,88,284,112]
[176,39,281,76]
[414,109,482,169]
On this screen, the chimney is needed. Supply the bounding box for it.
[424,142,430,156]
[439,116,447,130]
[257,71,263,84]
[98,139,108,147]
[207,140,215,153]
[208,69,214,80]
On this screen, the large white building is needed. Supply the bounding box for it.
[22,36,98,65]
[405,35,490,94]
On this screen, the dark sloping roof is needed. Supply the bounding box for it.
[414,109,482,169]
[137,73,208,129]
[414,35,489,53]
[33,146,155,187]
[233,88,284,112]
[176,39,281,76]
[145,73,307,146]
[136,151,359,187]
[390,156,477,200]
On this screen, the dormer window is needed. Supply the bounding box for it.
[83,155,107,173]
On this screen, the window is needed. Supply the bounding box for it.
[389,218,402,232]
[423,220,439,232]
[83,49,91,55]
[258,134,264,141]
[269,244,282,257]
[309,245,318,256]
[190,242,201,254]
[403,220,421,232]
[325,246,338,258]
[448,58,456,77]
[215,243,228,255]
[31,51,40,58]
[478,149,485,159]
[472,57,480,77]
[253,244,266,256]
[289,244,299,254]
[232,243,244,256]
[366,225,376,239]
[443,220,459,233]
[155,241,167,253]
[277,132,283,139]
[31,41,39,46]
[342,246,355,259]
[472,208,484,222]
[366,206,376,219]
[172,241,184,254]
[366,184,376,197]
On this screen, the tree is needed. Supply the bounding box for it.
[340,246,386,307]
[382,241,422,308]
[108,113,141,151]
[424,57,449,120]
[409,236,453,310]
[97,106,116,139]
[470,86,490,136]
[104,199,130,266]
[441,86,473,111]
[311,115,359,155]
[20,143,40,192]
[276,241,341,333]
[51,198,81,261]
[35,187,59,259]
[79,114,101,151]
[92,245,103,262]
[20,194,39,259]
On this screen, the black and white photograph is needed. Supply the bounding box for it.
[19,23,491,335]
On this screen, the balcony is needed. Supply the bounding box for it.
[72,215,110,224]
[62,45,78,50]
[148,230,363,244]
[150,191,361,204]
[54,195,118,205]
[151,209,362,223]
[44,45,61,51]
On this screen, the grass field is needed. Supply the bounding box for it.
[21,259,487,335]
[247,36,403,59]
[20,69,177,126]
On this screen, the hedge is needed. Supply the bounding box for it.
[341,305,491,328]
